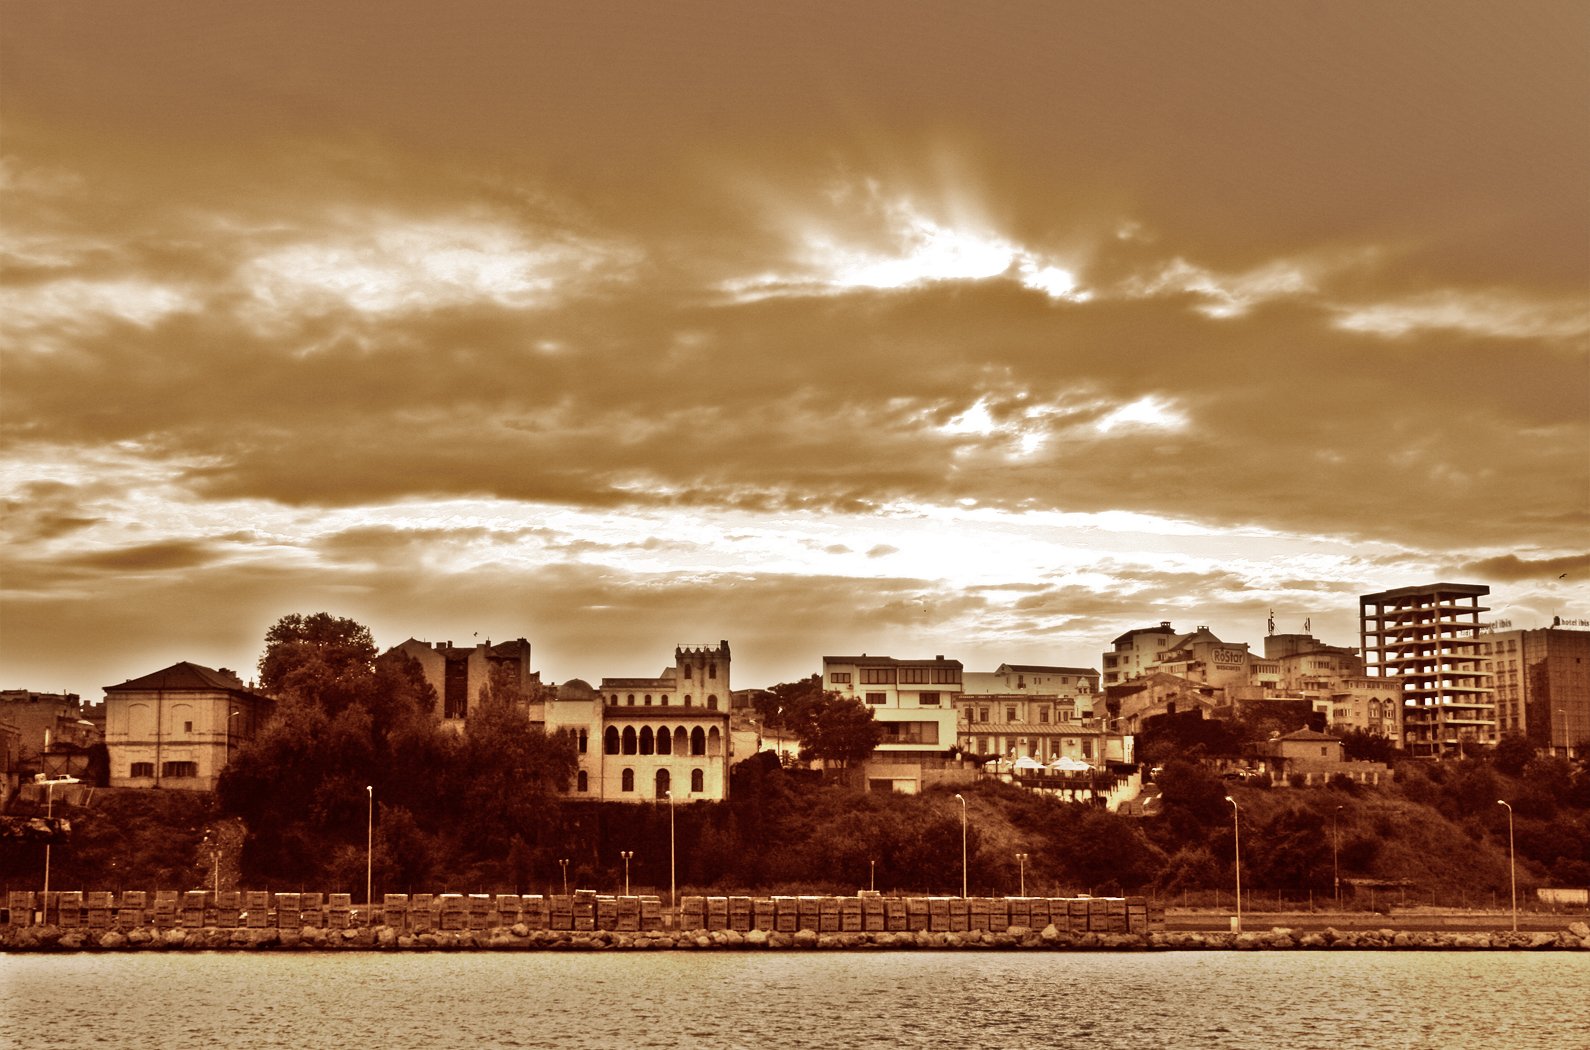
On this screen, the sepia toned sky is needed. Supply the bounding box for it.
[3,2,1588,701]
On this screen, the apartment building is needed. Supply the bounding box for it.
[1360,583,1495,758]
[388,637,539,725]
[1480,624,1589,757]
[822,653,962,794]
[102,663,273,789]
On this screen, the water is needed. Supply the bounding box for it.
[3,951,1586,1049]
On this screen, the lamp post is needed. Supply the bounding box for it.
[1497,799,1517,932]
[1332,805,1343,909]
[620,851,634,896]
[666,789,677,921]
[365,785,374,909]
[954,793,968,899]
[225,708,241,769]
[39,776,78,925]
[870,859,875,893]
[1226,795,1242,934]
[1016,852,1029,897]
[558,858,569,897]
[1559,708,1570,760]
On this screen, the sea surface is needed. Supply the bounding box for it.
[3,950,1587,1050]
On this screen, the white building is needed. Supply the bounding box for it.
[546,642,733,803]
[822,653,963,794]
[103,662,272,790]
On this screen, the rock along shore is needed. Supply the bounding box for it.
[5,921,1589,953]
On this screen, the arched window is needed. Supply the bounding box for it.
[621,768,634,792]
[577,770,588,792]
[708,662,717,679]
[627,694,635,705]
[684,695,693,707]
[609,694,618,705]
[645,694,653,705]
[684,664,693,680]
[691,726,706,756]
[604,726,620,754]
[656,768,671,798]
[577,729,588,754]
[640,726,654,755]
[708,726,722,756]
[622,726,638,755]
[691,768,704,793]
[674,727,688,754]
[707,695,719,710]
[657,727,672,755]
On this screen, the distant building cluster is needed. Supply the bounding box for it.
[5,581,1586,804]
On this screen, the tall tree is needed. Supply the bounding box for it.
[258,612,377,702]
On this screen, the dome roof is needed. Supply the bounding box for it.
[557,678,597,700]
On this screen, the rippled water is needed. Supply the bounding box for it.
[3,951,1586,1049]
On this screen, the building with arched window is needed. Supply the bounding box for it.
[544,643,733,803]
[103,662,273,790]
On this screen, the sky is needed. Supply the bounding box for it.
[3,2,1588,702]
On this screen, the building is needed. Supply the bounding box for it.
[822,653,964,794]
[103,663,274,790]
[0,691,91,778]
[1102,623,1179,688]
[957,662,1122,765]
[1257,729,1390,787]
[387,637,539,726]
[546,642,733,803]
[1360,583,1496,757]
[1480,623,1590,758]
[1264,633,1403,741]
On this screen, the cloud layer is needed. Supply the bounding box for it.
[3,2,1586,698]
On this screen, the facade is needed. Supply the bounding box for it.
[388,637,539,725]
[822,654,963,794]
[1102,623,1179,688]
[1264,633,1403,741]
[1481,624,1590,757]
[0,691,92,777]
[546,642,733,803]
[103,663,273,790]
[1258,729,1390,787]
[1360,583,1495,757]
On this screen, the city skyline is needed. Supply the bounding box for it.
[3,3,1587,702]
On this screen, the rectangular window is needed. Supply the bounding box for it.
[161,761,198,778]
[830,672,852,684]
[876,721,940,745]
[183,720,193,733]
[979,707,989,722]
[899,667,931,684]
[860,667,895,685]
[1038,708,1049,724]
[918,692,940,705]
[1006,706,1017,722]
[932,667,961,684]
[865,693,887,705]
[130,762,154,778]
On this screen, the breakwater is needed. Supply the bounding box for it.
[3,888,1588,951]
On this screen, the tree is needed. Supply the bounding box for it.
[1493,733,1536,778]
[258,612,377,701]
[1340,729,1398,765]
[759,677,884,771]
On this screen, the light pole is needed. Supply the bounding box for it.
[39,776,78,925]
[666,789,677,920]
[225,708,241,769]
[1226,795,1242,934]
[1332,805,1343,908]
[1497,799,1517,932]
[1016,852,1029,897]
[558,858,569,896]
[954,793,968,899]
[869,859,875,892]
[365,785,374,909]
[1559,708,1570,759]
[620,851,634,896]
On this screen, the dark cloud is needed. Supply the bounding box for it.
[1457,553,1590,584]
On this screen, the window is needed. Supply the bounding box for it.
[684,664,693,680]
[708,663,717,679]
[578,729,588,754]
[162,761,197,778]
[707,695,719,710]
[130,761,154,778]
[978,707,989,723]
[609,694,619,705]
[899,667,931,684]
[1006,706,1017,722]
[183,720,193,734]
[876,721,939,745]
[621,768,635,792]
[605,727,620,754]
[708,726,722,756]
[657,726,672,755]
[640,727,654,755]
[861,667,894,685]
[656,768,670,798]
[865,693,887,705]
[932,666,961,684]
[691,727,706,756]
[919,692,940,705]
[627,694,635,705]
[830,672,851,684]
[576,770,588,792]
[644,694,653,706]
[684,695,693,706]
[691,768,704,793]
[1017,675,1025,688]
[622,726,638,755]
[1038,708,1049,724]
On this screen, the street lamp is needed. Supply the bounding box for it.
[1016,852,1029,897]
[225,709,241,768]
[954,793,968,899]
[39,776,79,924]
[620,851,634,896]
[1332,805,1343,908]
[869,859,875,893]
[1497,799,1517,932]
[558,858,569,897]
[1226,795,1242,934]
[665,790,677,921]
[365,785,374,909]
